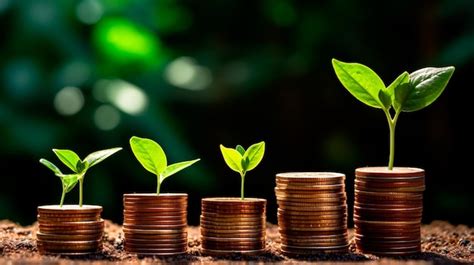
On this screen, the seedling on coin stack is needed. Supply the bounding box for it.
[332,59,454,256]
[200,142,267,256]
[37,147,122,255]
[125,136,200,256]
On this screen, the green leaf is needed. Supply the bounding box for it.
[162,159,200,181]
[243,141,265,171]
[83,147,122,169]
[59,174,80,193]
[76,160,88,173]
[401,66,455,112]
[394,82,411,112]
[220,145,243,174]
[236,145,245,156]
[378,89,391,109]
[39,159,63,176]
[52,149,81,173]
[387,72,410,111]
[130,136,167,175]
[332,59,385,109]
[241,156,250,172]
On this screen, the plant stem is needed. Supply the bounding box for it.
[384,109,401,170]
[60,187,65,207]
[240,173,246,200]
[156,174,162,195]
[79,177,84,207]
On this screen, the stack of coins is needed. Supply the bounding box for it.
[354,167,425,256]
[36,205,103,255]
[200,198,266,256]
[123,193,188,256]
[275,172,349,256]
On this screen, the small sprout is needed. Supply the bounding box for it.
[332,59,454,170]
[220,141,265,200]
[39,147,122,207]
[129,136,200,195]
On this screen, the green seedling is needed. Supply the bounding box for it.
[332,59,454,170]
[129,136,200,195]
[40,147,122,207]
[220,141,265,200]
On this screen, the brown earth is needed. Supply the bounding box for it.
[0,220,472,264]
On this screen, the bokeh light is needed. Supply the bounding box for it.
[164,57,212,91]
[76,0,104,25]
[53,86,84,116]
[94,105,121,130]
[93,79,148,115]
[93,17,163,67]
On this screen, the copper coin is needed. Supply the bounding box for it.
[38,205,102,214]
[37,240,101,251]
[124,241,187,248]
[275,186,345,193]
[276,172,345,181]
[200,212,264,220]
[124,232,187,240]
[200,223,264,231]
[200,231,265,238]
[202,197,266,206]
[281,243,349,251]
[201,248,265,256]
[36,232,102,241]
[200,221,264,227]
[356,167,424,177]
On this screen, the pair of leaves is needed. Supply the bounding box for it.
[129,136,200,185]
[220,141,265,176]
[332,59,455,112]
[40,147,123,192]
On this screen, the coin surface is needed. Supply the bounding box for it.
[36,205,104,256]
[123,193,188,256]
[354,167,424,256]
[275,172,349,256]
[200,197,267,256]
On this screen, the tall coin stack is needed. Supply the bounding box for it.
[275,172,349,256]
[200,198,266,256]
[123,193,188,256]
[354,167,425,256]
[37,205,103,255]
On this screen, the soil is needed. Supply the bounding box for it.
[0,220,472,264]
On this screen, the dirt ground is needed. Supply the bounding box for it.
[0,220,472,264]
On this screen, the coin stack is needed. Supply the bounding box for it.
[354,167,425,256]
[275,172,349,256]
[200,198,266,256]
[36,205,103,255]
[123,193,188,256]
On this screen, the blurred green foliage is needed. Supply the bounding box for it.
[0,0,473,225]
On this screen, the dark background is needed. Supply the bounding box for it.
[0,0,472,226]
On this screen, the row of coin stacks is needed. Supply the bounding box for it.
[36,171,423,257]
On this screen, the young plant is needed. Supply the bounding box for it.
[39,147,122,207]
[220,141,265,200]
[130,136,200,194]
[332,59,454,170]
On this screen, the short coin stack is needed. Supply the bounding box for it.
[37,205,103,255]
[275,172,349,256]
[200,198,266,256]
[123,193,188,256]
[354,167,425,256]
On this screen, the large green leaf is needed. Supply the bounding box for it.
[162,158,200,181]
[220,145,243,174]
[83,147,122,169]
[130,136,167,175]
[52,149,81,173]
[401,66,455,112]
[243,141,265,171]
[332,59,385,109]
[39,159,63,176]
